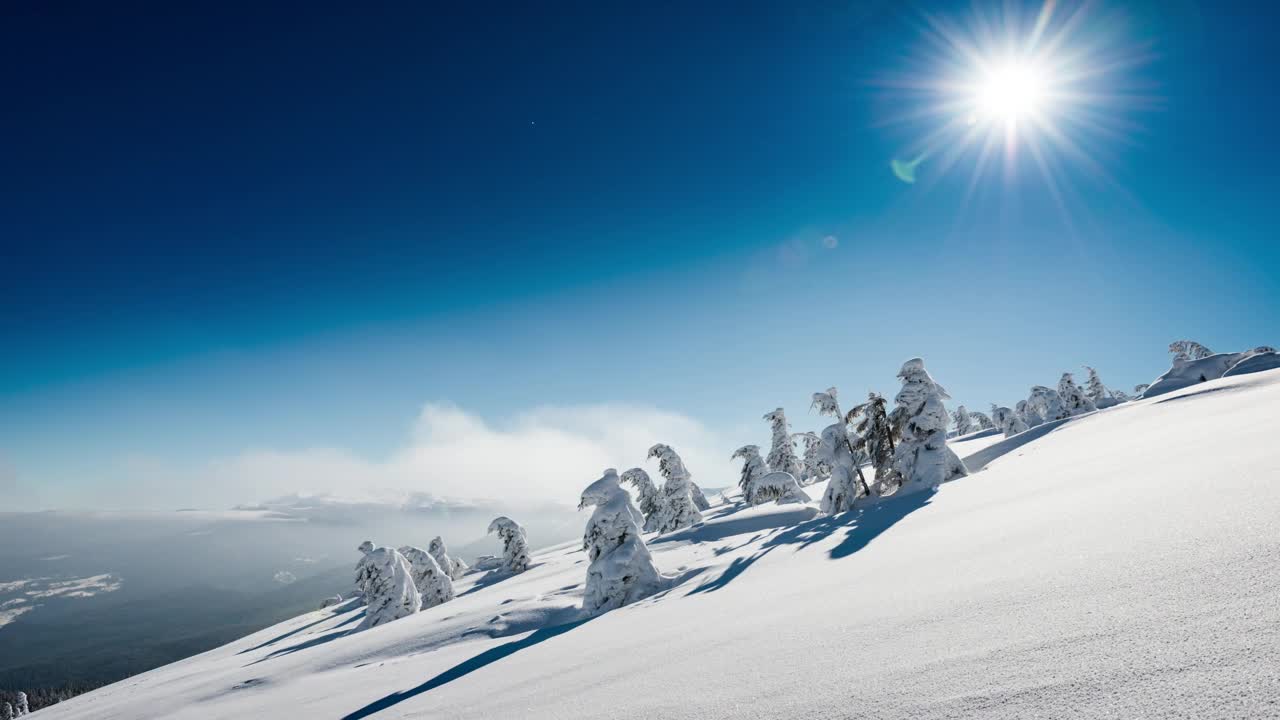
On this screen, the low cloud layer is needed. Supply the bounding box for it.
[85,404,738,511]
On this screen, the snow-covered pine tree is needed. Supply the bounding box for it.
[354,543,421,630]
[487,516,531,572]
[968,410,995,431]
[688,480,711,512]
[1083,366,1110,406]
[990,404,1028,437]
[817,420,860,514]
[14,693,27,717]
[647,444,703,533]
[1169,340,1213,362]
[1134,383,1150,397]
[1110,389,1132,402]
[951,405,974,436]
[1016,399,1043,428]
[2,702,11,720]
[1058,372,1097,415]
[428,536,469,580]
[849,392,899,496]
[890,358,968,491]
[763,408,804,480]
[1029,385,1069,421]
[621,467,662,532]
[398,545,455,609]
[812,387,871,497]
[578,469,661,613]
[731,444,770,505]
[792,431,827,485]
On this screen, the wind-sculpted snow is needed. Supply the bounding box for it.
[33,369,1280,720]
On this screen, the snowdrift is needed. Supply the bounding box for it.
[38,369,1280,720]
[1141,348,1276,398]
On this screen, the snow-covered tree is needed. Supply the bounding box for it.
[731,444,770,504]
[2,702,12,720]
[578,469,662,613]
[968,410,995,431]
[1134,383,1150,397]
[1029,385,1069,422]
[990,404,1028,437]
[14,694,25,718]
[487,516,531,573]
[1082,366,1110,405]
[1169,340,1213,362]
[647,444,703,533]
[890,358,968,491]
[320,594,344,609]
[621,467,661,532]
[849,392,899,496]
[793,431,827,485]
[1110,389,1132,402]
[1016,399,1043,429]
[354,543,421,630]
[811,387,871,496]
[951,405,974,436]
[428,536,468,580]
[1058,372,1097,415]
[688,480,711,512]
[398,545,455,609]
[817,421,860,514]
[763,408,804,480]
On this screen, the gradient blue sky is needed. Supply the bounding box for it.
[3,1,1277,509]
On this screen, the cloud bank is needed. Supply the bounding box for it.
[101,404,738,511]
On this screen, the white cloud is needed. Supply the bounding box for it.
[104,403,737,511]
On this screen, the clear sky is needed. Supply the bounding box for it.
[3,1,1277,510]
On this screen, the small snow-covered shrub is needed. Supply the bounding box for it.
[354,543,421,630]
[579,469,662,612]
[487,516,531,573]
[891,358,967,491]
[1058,372,1096,415]
[647,443,703,533]
[399,545,455,609]
[763,408,803,480]
[951,405,974,436]
[1029,385,1069,422]
[428,536,468,580]
[621,467,662,532]
[991,405,1028,437]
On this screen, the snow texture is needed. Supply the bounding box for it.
[487,517,531,573]
[399,545,456,609]
[578,469,662,612]
[891,358,968,491]
[647,443,703,533]
[621,467,662,532]
[353,544,421,630]
[429,536,469,581]
[1141,349,1268,398]
[762,408,804,481]
[1223,350,1280,377]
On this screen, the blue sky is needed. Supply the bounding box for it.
[3,1,1277,510]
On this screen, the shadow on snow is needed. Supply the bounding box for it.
[687,489,935,595]
[339,617,595,720]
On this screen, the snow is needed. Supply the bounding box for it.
[34,369,1280,719]
[1223,350,1280,378]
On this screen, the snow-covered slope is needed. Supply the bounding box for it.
[41,370,1280,719]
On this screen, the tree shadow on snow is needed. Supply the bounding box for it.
[686,490,935,594]
[339,617,595,720]
[960,416,1073,473]
[236,599,362,655]
[457,563,545,598]
[650,505,817,546]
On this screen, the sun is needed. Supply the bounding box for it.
[880,0,1150,198]
[972,59,1049,124]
